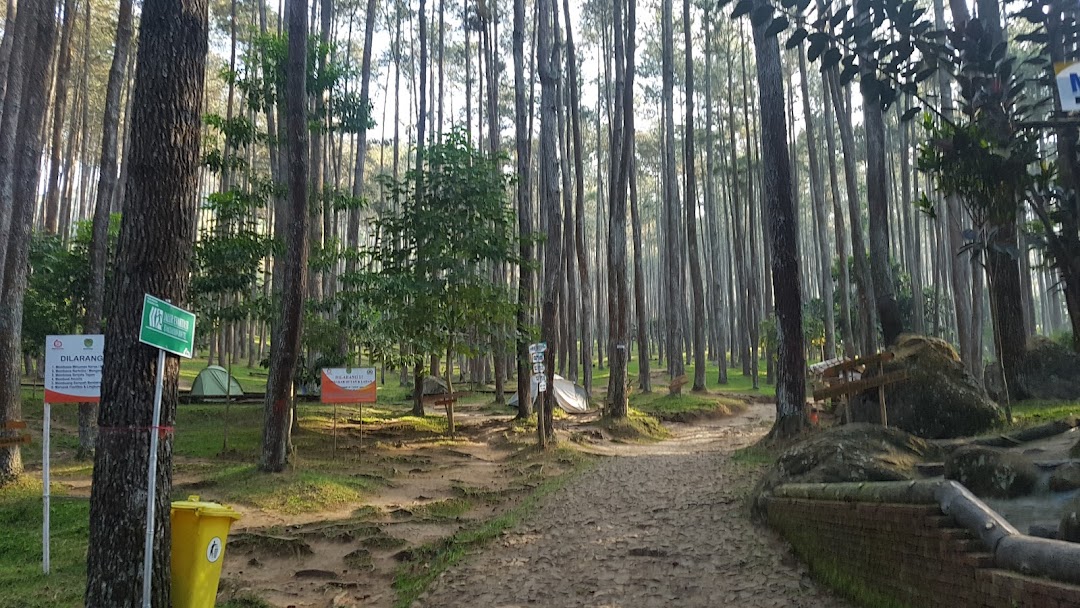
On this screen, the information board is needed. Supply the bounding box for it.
[44,334,104,404]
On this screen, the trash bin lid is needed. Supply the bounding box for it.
[171,495,242,520]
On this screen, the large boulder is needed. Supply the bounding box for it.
[752,424,941,517]
[986,338,1080,401]
[943,445,1039,499]
[849,335,1004,439]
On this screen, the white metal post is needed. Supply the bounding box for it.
[142,347,166,608]
[42,401,51,574]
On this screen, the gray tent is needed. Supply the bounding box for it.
[408,375,449,399]
[190,365,244,397]
[507,374,589,413]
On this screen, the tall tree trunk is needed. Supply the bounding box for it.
[827,72,877,355]
[563,0,593,395]
[43,0,77,234]
[750,4,805,439]
[683,0,706,391]
[606,0,634,418]
[661,0,685,392]
[260,0,309,472]
[821,71,855,358]
[81,0,135,458]
[798,46,835,359]
[0,0,35,286]
[857,0,903,346]
[0,0,58,482]
[83,0,207,603]
[513,0,534,419]
[537,0,562,443]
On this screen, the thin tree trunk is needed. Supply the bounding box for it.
[662,0,685,392]
[0,0,58,482]
[683,0,706,391]
[260,0,308,472]
[513,0,534,419]
[537,0,562,444]
[798,46,836,360]
[43,0,76,234]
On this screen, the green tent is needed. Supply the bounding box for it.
[190,365,244,398]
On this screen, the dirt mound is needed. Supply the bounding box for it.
[988,337,1080,402]
[752,424,940,517]
[849,334,1003,439]
[943,445,1039,498]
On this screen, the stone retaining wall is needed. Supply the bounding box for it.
[765,482,1080,608]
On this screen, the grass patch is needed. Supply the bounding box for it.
[188,465,376,515]
[413,498,472,521]
[1010,400,1080,427]
[392,461,589,608]
[599,408,671,442]
[0,479,89,608]
[631,392,745,422]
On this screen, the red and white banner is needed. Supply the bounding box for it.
[44,335,104,404]
[321,368,377,404]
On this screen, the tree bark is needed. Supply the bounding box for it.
[750,4,805,438]
[513,0,534,419]
[83,0,207,603]
[43,0,76,234]
[661,0,685,392]
[798,46,836,360]
[537,0,562,444]
[0,0,35,287]
[683,0,706,391]
[0,0,58,482]
[857,0,904,346]
[260,0,309,472]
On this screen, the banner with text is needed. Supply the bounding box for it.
[44,335,104,404]
[321,368,377,404]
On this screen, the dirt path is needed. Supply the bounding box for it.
[414,404,851,608]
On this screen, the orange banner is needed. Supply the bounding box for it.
[321,368,377,404]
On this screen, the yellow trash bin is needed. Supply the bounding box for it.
[171,495,242,608]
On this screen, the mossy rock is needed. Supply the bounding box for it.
[943,445,1039,499]
[752,423,940,518]
[849,334,1003,439]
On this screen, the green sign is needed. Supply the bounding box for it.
[139,294,196,358]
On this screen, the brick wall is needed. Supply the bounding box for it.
[765,497,1080,608]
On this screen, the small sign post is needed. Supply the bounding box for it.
[320,368,377,453]
[42,334,104,574]
[529,342,548,394]
[138,295,195,608]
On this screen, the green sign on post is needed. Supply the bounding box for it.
[139,294,196,358]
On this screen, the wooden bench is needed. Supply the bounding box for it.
[0,421,30,448]
[811,352,908,427]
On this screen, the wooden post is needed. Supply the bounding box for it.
[877,359,888,427]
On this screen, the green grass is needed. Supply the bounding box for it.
[630,392,745,421]
[413,498,472,521]
[600,408,672,441]
[392,460,590,608]
[183,465,378,515]
[1010,400,1080,427]
[0,479,89,608]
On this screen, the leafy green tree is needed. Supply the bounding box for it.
[371,131,518,424]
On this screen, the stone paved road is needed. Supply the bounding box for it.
[416,412,853,608]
